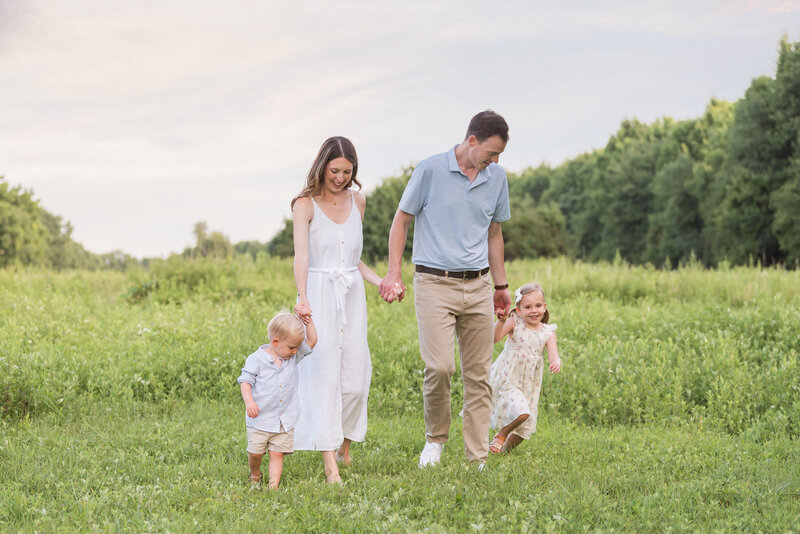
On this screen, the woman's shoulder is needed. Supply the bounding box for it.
[353,189,366,216]
[352,189,366,206]
[293,196,314,215]
[294,195,313,207]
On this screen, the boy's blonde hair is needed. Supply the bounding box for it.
[267,312,305,342]
[512,282,550,323]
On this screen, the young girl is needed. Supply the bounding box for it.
[489,282,561,454]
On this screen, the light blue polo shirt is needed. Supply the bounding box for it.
[398,146,511,271]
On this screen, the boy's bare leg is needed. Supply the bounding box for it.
[267,451,284,489]
[321,450,341,483]
[336,438,352,465]
[248,453,264,483]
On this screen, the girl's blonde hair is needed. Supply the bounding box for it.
[268,312,305,342]
[291,136,361,209]
[512,282,549,323]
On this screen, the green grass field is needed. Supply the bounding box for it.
[2,257,799,532]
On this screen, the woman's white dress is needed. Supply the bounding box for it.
[489,314,557,440]
[294,193,372,451]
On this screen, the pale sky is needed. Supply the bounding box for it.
[2,0,799,258]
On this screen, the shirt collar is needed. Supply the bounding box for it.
[259,345,289,368]
[447,145,493,187]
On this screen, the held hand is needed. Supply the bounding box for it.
[294,296,312,323]
[549,357,561,374]
[496,309,509,322]
[383,283,400,303]
[379,273,403,303]
[245,401,260,418]
[394,282,407,302]
[493,288,511,318]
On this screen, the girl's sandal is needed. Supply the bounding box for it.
[489,434,506,454]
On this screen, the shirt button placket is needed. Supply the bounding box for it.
[340,228,345,265]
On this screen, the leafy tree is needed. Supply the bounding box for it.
[184,222,233,259]
[686,99,735,264]
[769,38,800,265]
[361,168,413,262]
[234,240,270,260]
[0,177,103,269]
[541,152,601,257]
[592,120,666,263]
[713,76,783,265]
[266,219,294,257]
[0,182,47,267]
[502,196,568,261]
[645,154,703,266]
[511,165,552,204]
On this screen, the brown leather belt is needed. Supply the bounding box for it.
[415,265,489,280]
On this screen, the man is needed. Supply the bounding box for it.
[380,110,512,467]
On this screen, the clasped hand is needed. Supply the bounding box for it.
[294,296,312,324]
[379,275,406,303]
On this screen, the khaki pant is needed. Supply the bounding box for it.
[414,271,494,462]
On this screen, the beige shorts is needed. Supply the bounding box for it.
[246,426,294,455]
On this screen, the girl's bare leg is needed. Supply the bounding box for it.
[267,451,284,489]
[336,438,352,465]
[490,414,529,453]
[502,433,525,452]
[321,450,341,483]
[497,413,529,440]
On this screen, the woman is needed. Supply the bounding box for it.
[291,136,386,483]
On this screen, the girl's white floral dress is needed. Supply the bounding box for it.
[489,314,557,439]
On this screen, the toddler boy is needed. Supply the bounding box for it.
[237,312,317,489]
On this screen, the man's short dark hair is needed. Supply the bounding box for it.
[465,110,509,143]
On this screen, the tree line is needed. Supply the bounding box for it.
[0,179,139,270]
[268,37,800,268]
[2,37,798,270]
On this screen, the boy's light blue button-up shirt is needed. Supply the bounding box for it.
[237,342,312,433]
[398,146,511,271]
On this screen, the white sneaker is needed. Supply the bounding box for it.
[418,442,443,468]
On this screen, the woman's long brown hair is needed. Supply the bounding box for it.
[291,136,360,209]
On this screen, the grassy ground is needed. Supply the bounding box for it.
[3,400,798,532]
[2,257,799,531]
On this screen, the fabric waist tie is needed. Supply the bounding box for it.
[309,267,358,325]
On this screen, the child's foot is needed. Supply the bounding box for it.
[324,469,342,484]
[249,473,263,488]
[489,434,506,454]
